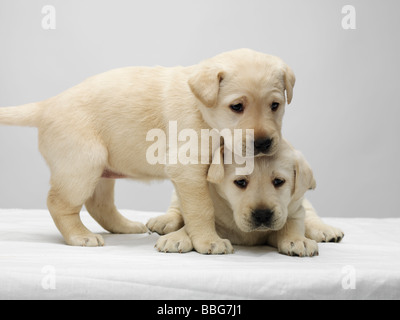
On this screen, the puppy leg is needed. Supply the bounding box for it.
[155,227,193,253]
[173,179,233,254]
[48,186,104,247]
[303,199,344,243]
[147,190,184,235]
[42,133,109,246]
[85,179,148,234]
[275,206,318,257]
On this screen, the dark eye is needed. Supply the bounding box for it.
[230,103,244,113]
[271,102,280,112]
[234,179,248,189]
[273,178,285,188]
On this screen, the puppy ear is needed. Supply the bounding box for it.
[284,65,296,104]
[292,150,316,201]
[207,146,225,184]
[188,65,224,108]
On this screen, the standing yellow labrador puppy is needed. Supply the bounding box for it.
[0,49,295,253]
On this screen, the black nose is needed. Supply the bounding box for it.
[254,138,273,153]
[252,209,274,228]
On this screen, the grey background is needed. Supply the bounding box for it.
[0,0,399,218]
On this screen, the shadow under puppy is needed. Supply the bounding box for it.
[147,140,344,256]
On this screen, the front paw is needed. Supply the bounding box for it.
[192,236,234,255]
[155,230,193,253]
[278,237,318,257]
[66,233,105,247]
[111,221,149,234]
[306,223,344,243]
[147,214,183,235]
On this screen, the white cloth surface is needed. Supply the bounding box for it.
[0,209,399,300]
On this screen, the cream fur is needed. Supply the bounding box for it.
[148,140,344,257]
[0,49,295,251]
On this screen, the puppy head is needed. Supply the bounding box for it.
[207,141,315,233]
[189,49,295,158]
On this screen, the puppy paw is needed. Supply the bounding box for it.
[66,233,105,247]
[306,223,344,243]
[278,237,318,257]
[192,236,234,255]
[147,214,183,235]
[155,229,193,253]
[111,221,149,234]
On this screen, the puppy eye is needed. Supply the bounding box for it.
[273,178,285,188]
[271,102,280,112]
[230,103,244,113]
[234,179,248,189]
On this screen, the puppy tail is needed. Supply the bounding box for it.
[0,102,42,127]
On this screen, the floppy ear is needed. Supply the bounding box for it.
[284,65,296,104]
[188,64,224,108]
[292,150,316,201]
[207,146,225,184]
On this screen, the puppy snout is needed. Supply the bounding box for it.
[252,209,274,228]
[254,138,273,154]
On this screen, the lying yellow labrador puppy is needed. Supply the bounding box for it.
[0,49,295,252]
[147,140,344,256]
